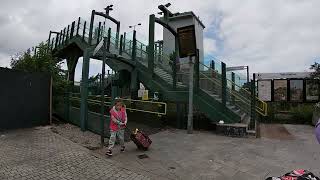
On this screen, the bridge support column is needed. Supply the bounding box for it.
[231,72,235,105]
[176,103,186,129]
[130,30,138,99]
[250,73,256,130]
[111,84,119,99]
[148,14,155,76]
[194,49,200,93]
[64,53,80,121]
[173,37,179,89]
[100,37,107,147]
[80,48,91,131]
[130,69,139,99]
[210,60,215,93]
[66,54,80,82]
[221,62,227,107]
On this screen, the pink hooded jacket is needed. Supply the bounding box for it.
[109,106,127,131]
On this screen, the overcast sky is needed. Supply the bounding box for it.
[1,0,320,80]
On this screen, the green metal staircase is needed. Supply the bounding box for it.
[49,17,267,130]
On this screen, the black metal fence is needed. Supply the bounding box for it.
[0,68,51,129]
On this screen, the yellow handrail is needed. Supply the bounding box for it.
[199,71,268,116]
[200,63,268,116]
[70,96,167,116]
[200,73,251,107]
[118,97,167,116]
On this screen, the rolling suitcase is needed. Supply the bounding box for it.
[266,169,320,180]
[129,128,152,151]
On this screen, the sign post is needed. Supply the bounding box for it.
[100,37,107,147]
[177,25,197,134]
[187,56,194,134]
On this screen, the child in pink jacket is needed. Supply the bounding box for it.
[106,99,127,156]
[315,119,320,144]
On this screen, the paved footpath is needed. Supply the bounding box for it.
[106,124,320,180]
[0,127,150,180]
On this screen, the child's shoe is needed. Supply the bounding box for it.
[120,146,125,152]
[106,149,113,156]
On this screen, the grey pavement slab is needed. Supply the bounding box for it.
[1,124,318,180]
[0,127,150,180]
[103,124,319,180]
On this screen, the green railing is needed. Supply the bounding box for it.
[198,62,268,116]
[70,93,167,116]
[49,17,90,50]
[49,16,267,121]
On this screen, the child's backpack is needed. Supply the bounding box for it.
[266,169,320,180]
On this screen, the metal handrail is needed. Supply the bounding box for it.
[70,95,167,116]
[199,72,267,116]
[55,19,267,116]
[200,72,251,109]
[199,62,268,116]
[118,97,167,116]
[200,74,253,115]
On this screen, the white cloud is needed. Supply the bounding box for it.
[1,0,320,75]
[209,0,320,73]
[0,53,10,67]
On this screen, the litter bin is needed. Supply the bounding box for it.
[153,92,159,101]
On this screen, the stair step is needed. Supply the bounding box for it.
[211,94,219,98]
[247,130,256,137]
[216,123,248,138]
[240,113,246,121]
[234,109,241,114]
[242,116,251,125]
[157,75,172,79]
[227,105,236,109]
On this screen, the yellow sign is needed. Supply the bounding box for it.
[142,90,149,100]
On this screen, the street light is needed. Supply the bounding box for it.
[158,3,174,20]
[104,4,113,15]
[165,3,171,7]
[129,23,142,30]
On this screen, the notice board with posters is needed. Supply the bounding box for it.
[274,80,288,101]
[258,80,272,101]
[306,79,319,101]
[177,25,197,58]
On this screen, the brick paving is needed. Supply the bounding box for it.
[1,124,318,180]
[0,127,150,180]
[107,124,320,180]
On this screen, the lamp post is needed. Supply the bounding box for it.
[104,5,113,16]
[129,23,142,31]
[88,5,120,46]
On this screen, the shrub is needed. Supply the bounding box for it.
[290,105,314,124]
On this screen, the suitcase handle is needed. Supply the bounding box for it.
[124,126,134,134]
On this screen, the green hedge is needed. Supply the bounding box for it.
[290,105,314,124]
[263,102,315,125]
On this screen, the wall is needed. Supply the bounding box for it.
[0,68,51,129]
[163,14,204,71]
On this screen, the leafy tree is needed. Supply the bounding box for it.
[310,62,320,79]
[10,42,68,98]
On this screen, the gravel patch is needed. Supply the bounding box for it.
[51,118,168,150]
[51,122,102,149]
